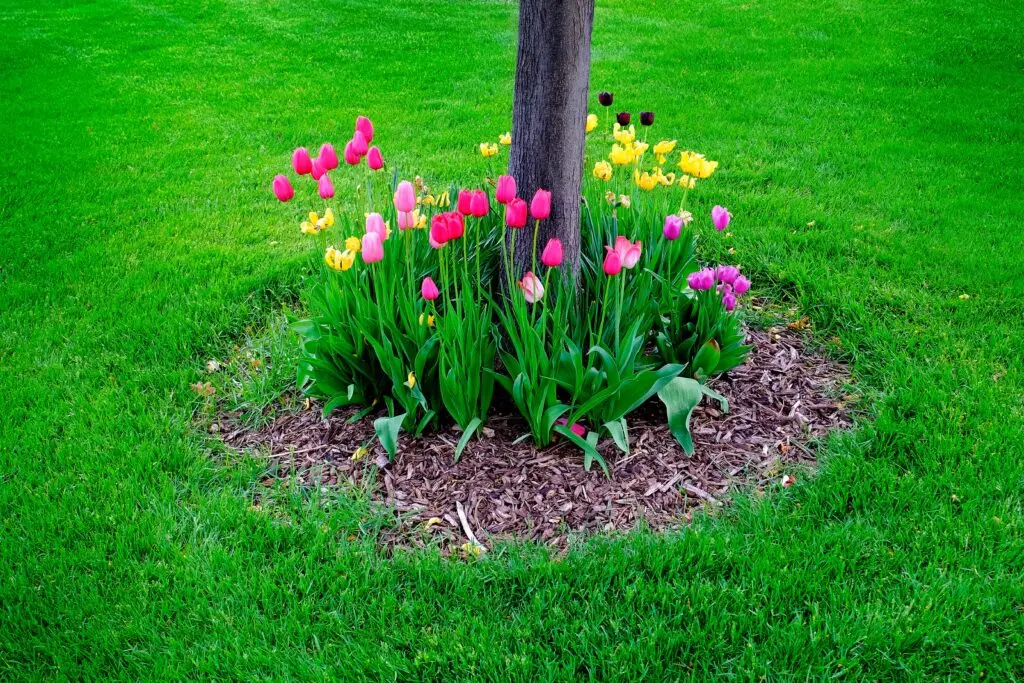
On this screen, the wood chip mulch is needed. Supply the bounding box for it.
[219,328,853,553]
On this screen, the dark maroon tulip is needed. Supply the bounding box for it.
[640,111,655,126]
[598,91,613,107]
[616,111,631,126]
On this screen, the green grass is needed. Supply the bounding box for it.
[2,0,1023,678]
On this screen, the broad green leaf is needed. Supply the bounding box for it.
[657,377,703,455]
[454,417,483,462]
[604,418,630,454]
[373,412,406,461]
[554,425,609,476]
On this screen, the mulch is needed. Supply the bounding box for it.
[219,328,853,553]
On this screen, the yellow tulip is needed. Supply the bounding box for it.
[678,174,697,189]
[325,246,343,270]
[499,132,511,145]
[633,140,649,157]
[421,194,436,206]
[480,142,498,157]
[678,151,718,179]
[653,139,677,156]
[351,446,368,462]
[404,371,416,389]
[593,160,613,181]
[340,250,355,270]
[586,113,598,133]
[345,236,361,252]
[613,123,635,145]
[418,313,436,327]
[301,221,319,235]
[633,169,658,191]
[609,144,635,165]
[437,191,451,207]
[323,207,335,228]
[654,167,676,186]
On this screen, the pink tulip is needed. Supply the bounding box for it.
[394,181,416,213]
[421,277,439,301]
[541,238,563,267]
[292,148,313,175]
[603,248,622,276]
[687,268,715,291]
[530,189,551,220]
[505,197,528,228]
[343,141,360,166]
[429,214,450,245]
[716,265,739,285]
[367,146,384,170]
[398,211,415,230]
[318,174,334,199]
[734,275,751,295]
[612,235,642,269]
[366,212,388,242]
[355,115,374,144]
[711,205,731,231]
[319,143,339,170]
[495,175,517,205]
[556,417,587,438]
[663,214,683,241]
[518,271,545,303]
[723,291,737,312]
[429,233,444,249]
[272,174,294,202]
[361,232,384,263]
[445,212,465,239]
[352,130,369,157]
[311,158,326,180]
[470,189,489,217]
[457,190,473,216]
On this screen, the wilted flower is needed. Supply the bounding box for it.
[640,111,654,126]
[663,214,683,240]
[495,175,517,204]
[541,238,563,267]
[367,146,384,170]
[616,111,631,126]
[530,189,551,220]
[654,167,676,186]
[319,143,339,170]
[421,277,439,301]
[618,194,631,208]
[593,160,613,181]
[418,313,436,327]
[325,246,355,271]
[518,272,545,303]
[499,132,511,145]
[632,140,649,157]
[272,174,293,202]
[322,208,335,228]
[556,417,587,437]
[355,115,374,143]
[586,113,598,133]
[687,268,716,290]
[711,205,731,231]
[598,91,613,107]
[678,150,718,179]
[394,181,416,213]
[361,232,384,263]
[292,147,313,175]
[479,142,498,157]
[505,197,527,228]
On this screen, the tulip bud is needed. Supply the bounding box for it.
[663,214,683,240]
[318,174,334,199]
[319,143,339,170]
[598,91,613,107]
[272,174,294,202]
[640,111,655,126]
[355,115,374,144]
[495,175,517,205]
[603,248,622,276]
[529,189,552,220]
[367,146,384,170]
[311,158,326,180]
[393,181,416,213]
[616,112,631,126]
[518,272,545,304]
[723,291,737,312]
[469,189,489,217]
[361,232,384,263]
[292,148,313,175]
[421,277,439,301]
[445,212,465,239]
[457,190,473,216]
[541,238,563,268]
[505,197,528,228]
[351,131,369,157]
[711,205,731,231]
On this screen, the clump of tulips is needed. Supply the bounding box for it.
[272,107,750,472]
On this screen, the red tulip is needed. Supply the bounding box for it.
[318,174,334,199]
[457,190,473,216]
[355,115,374,144]
[470,189,489,217]
[421,276,439,301]
[603,248,622,275]
[429,214,450,245]
[505,197,528,228]
[343,141,360,166]
[292,148,312,175]
[540,238,562,267]
[351,130,369,157]
[319,143,339,170]
[530,188,551,220]
[367,146,384,170]
[495,175,517,204]
[272,174,293,202]
[311,158,326,180]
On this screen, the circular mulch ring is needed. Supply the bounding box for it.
[219,328,853,552]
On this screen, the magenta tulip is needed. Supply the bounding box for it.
[722,291,737,312]
[318,174,334,199]
[319,143,339,170]
[495,175,517,204]
[429,214,450,245]
[530,189,552,220]
[292,148,313,175]
[361,232,384,263]
[421,277,439,301]
[446,212,465,239]
[366,212,388,242]
[351,130,369,157]
[541,238,563,267]
[470,189,489,217]
[367,146,384,170]
[603,248,622,276]
[355,115,374,144]
[716,265,739,285]
[393,181,416,213]
[663,214,683,240]
[505,197,528,228]
[457,189,473,216]
[734,275,751,295]
[711,205,731,231]
[311,158,326,180]
[272,174,294,202]
[687,268,715,291]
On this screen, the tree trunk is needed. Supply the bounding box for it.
[508,0,595,281]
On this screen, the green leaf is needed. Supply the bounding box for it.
[554,425,609,476]
[699,384,729,412]
[373,412,406,461]
[604,418,630,454]
[454,417,483,462]
[657,377,703,455]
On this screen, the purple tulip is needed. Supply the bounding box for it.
[716,265,740,285]
[663,214,683,240]
[687,268,715,291]
[734,275,751,295]
[711,205,731,231]
[723,292,737,312]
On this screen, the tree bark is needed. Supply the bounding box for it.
[508,0,595,280]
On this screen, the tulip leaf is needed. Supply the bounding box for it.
[454,417,483,463]
[657,378,702,455]
[373,413,406,461]
[554,425,608,476]
[604,418,630,454]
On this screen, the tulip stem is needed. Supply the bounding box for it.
[474,217,482,302]
[615,274,624,350]
[531,218,539,280]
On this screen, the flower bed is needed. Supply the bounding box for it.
[270,105,760,474]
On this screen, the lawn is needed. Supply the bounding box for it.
[2,0,1023,678]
